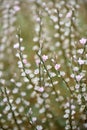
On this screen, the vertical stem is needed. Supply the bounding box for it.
[56,9,68,69]
[17,33,34,87]
[37,53,59,99]
[4,87,21,130]
[57,70,72,94]
[69,99,73,130]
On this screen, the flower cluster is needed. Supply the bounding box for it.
[0,0,87,130]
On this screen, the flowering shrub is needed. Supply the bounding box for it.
[0,0,87,130]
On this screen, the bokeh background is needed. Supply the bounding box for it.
[0,0,87,130]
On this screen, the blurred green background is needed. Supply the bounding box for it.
[0,0,87,130]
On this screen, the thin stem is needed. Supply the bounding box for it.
[39,62,42,88]
[4,87,21,130]
[79,43,87,71]
[37,53,59,99]
[57,71,72,94]
[69,99,73,130]
[40,69,50,130]
[56,9,68,69]
[17,33,34,87]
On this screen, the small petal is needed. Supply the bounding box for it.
[36,59,40,65]
[79,38,87,45]
[39,87,44,92]
[66,11,72,18]
[78,58,84,65]
[42,55,48,62]
[14,43,19,49]
[55,64,61,70]
[13,6,20,12]
[76,75,83,82]
[23,59,27,64]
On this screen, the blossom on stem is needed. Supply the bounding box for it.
[36,59,40,65]
[66,11,72,18]
[39,87,44,92]
[54,64,61,70]
[14,43,19,49]
[42,55,48,62]
[78,58,84,65]
[23,59,27,64]
[13,6,20,12]
[79,38,87,45]
[76,75,83,82]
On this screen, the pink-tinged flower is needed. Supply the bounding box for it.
[54,64,61,70]
[42,55,48,62]
[76,75,83,82]
[23,59,27,64]
[78,58,84,65]
[39,87,44,92]
[36,59,40,65]
[66,11,72,18]
[14,43,19,49]
[13,6,20,12]
[79,38,87,45]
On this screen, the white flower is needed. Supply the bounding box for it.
[54,64,61,70]
[36,59,40,65]
[66,11,72,18]
[79,38,87,45]
[42,55,48,62]
[77,49,83,54]
[76,75,83,82]
[64,113,69,118]
[38,87,44,92]
[36,125,43,130]
[13,6,20,12]
[73,67,79,72]
[14,43,19,49]
[78,58,84,65]
[32,117,37,122]
[33,37,39,42]
[71,110,75,115]
[23,59,27,64]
